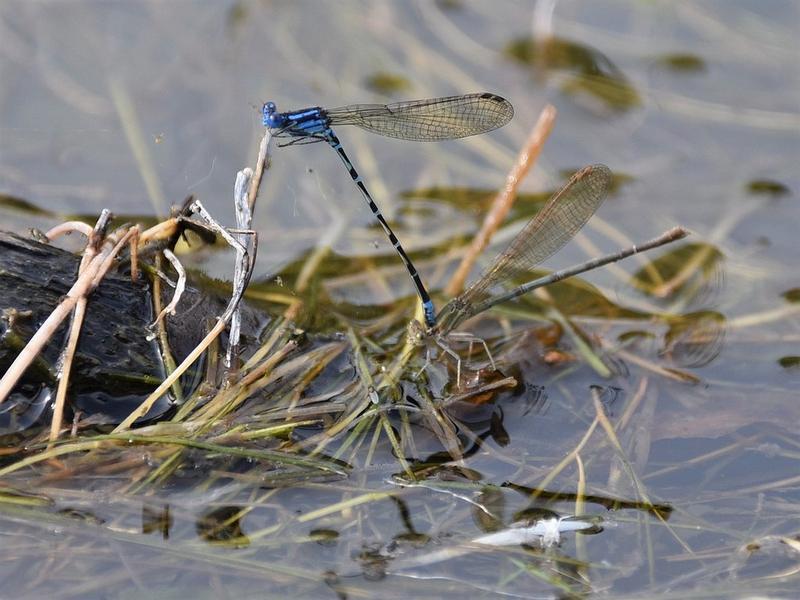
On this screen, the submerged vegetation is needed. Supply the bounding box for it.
[0,118,725,596]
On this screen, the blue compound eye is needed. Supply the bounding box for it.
[262,102,280,127]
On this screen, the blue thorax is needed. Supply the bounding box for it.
[262,102,329,136]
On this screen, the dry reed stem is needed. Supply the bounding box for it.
[0,225,136,404]
[53,224,140,440]
[119,322,298,434]
[49,297,86,443]
[574,453,588,564]
[46,221,94,239]
[150,253,183,405]
[50,301,90,441]
[137,218,182,246]
[112,317,228,432]
[444,104,557,297]
[128,226,140,281]
[48,223,103,443]
[227,169,254,371]
[192,339,299,425]
[247,131,272,214]
[49,216,111,443]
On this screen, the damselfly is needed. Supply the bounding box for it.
[407,164,688,382]
[262,93,514,326]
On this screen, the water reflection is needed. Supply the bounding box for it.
[0,193,55,217]
[309,528,339,546]
[782,288,800,303]
[390,496,431,545]
[401,383,542,461]
[0,385,50,436]
[729,535,800,581]
[488,408,510,447]
[364,72,412,96]
[473,486,506,533]
[196,505,250,547]
[661,310,727,368]
[56,506,105,525]
[777,356,800,371]
[142,503,172,539]
[631,241,725,304]
[376,477,670,592]
[745,179,792,198]
[505,36,641,112]
[590,384,624,416]
[503,481,673,520]
[400,169,632,221]
[652,52,708,73]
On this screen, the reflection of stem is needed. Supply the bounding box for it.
[651,241,713,298]
[109,76,168,216]
[653,88,800,131]
[532,0,556,40]
[295,215,348,292]
[614,348,700,384]
[729,303,800,329]
[574,453,588,565]
[535,414,599,499]
[593,391,690,553]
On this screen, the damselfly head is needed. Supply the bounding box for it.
[406,319,428,347]
[261,102,283,129]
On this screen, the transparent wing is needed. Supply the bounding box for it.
[437,165,612,331]
[325,93,514,141]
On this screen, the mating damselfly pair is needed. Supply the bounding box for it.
[262,94,687,376]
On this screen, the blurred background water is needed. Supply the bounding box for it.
[1,1,799,597]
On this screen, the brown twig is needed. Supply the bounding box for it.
[444,104,557,297]
[113,199,257,432]
[150,252,183,405]
[49,299,87,443]
[112,318,228,431]
[0,223,137,404]
[48,213,112,443]
[46,221,94,239]
[246,130,272,214]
